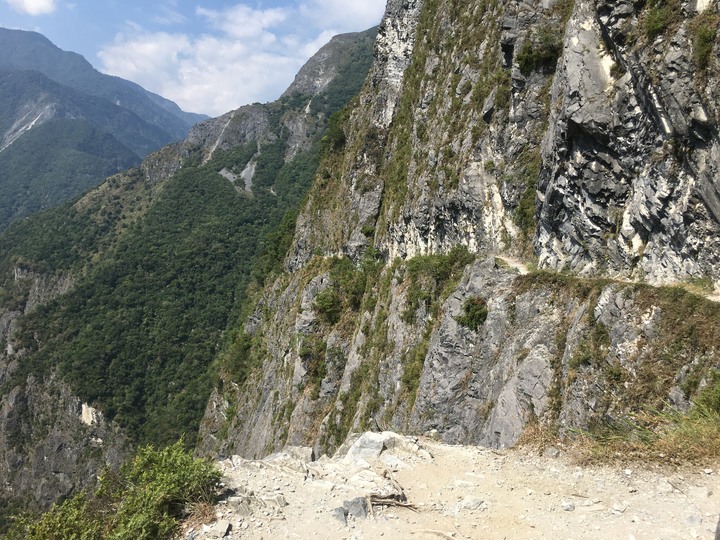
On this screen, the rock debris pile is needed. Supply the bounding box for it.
[180,431,720,539]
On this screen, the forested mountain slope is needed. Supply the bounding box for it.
[0,27,377,527]
[0,28,206,230]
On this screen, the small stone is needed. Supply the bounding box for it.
[260,493,287,508]
[612,503,627,515]
[561,501,575,512]
[460,496,486,511]
[332,507,349,526]
[344,497,370,519]
[206,520,232,539]
[543,447,561,459]
[703,468,713,475]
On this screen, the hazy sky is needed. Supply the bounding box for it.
[0,0,386,116]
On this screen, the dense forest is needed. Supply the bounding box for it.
[0,27,377,451]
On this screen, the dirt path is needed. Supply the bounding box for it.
[496,256,529,275]
[495,256,720,304]
[182,432,720,540]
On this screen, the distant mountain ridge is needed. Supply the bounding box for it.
[0,27,207,230]
[0,28,206,132]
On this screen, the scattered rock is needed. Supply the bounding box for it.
[191,431,720,539]
[332,506,349,526]
[205,520,231,539]
[543,447,561,459]
[260,493,288,508]
[611,503,627,515]
[459,496,486,511]
[343,497,370,519]
[227,496,253,516]
[283,446,314,463]
[342,432,389,463]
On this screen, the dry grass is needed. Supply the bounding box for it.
[515,421,563,452]
[565,406,720,466]
[180,501,217,532]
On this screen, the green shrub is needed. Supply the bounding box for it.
[11,440,220,540]
[300,336,328,398]
[568,322,610,370]
[402,246,475,323]
[322,109,348,152]
[314,287,342,325]
[689,11,720,70]
[695,372,720,414]
[456,297,489,330]
[515,183,537,235]
[643,0,682,41]
[517,25,564,75]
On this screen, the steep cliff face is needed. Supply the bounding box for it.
[0,375,129,523]
[537,0,720,284]
[200,0,720,460]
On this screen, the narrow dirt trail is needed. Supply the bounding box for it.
[495,255,720,304]
[495,256,530,275]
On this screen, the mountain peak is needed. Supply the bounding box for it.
[282,27,378,99]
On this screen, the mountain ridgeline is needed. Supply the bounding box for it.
[0,28,206,230]
[0,26,377,525]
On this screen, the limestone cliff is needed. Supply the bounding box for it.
[199,0,720,459]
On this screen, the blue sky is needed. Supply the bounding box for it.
[0,0,386,115]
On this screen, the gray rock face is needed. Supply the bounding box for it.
[537,0,720,285]
[0,373,128,514]
[283,28,378,98]
[201,0,720,462]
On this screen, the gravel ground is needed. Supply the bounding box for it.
[181,432,720,540]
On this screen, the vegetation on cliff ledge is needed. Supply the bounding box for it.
[9,440,220,540]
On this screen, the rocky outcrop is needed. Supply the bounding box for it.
[201,0,720,463]
[283,28,378,98]
[537,0,720,286]
[0,97,58,153]
[202,249,719,458]
[0,373,128,515]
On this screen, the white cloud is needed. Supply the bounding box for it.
[196,5,288,40]
[98,2,386,117]
[154,5,187,26]
[298,0,386,29]
[4,0,56,15]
